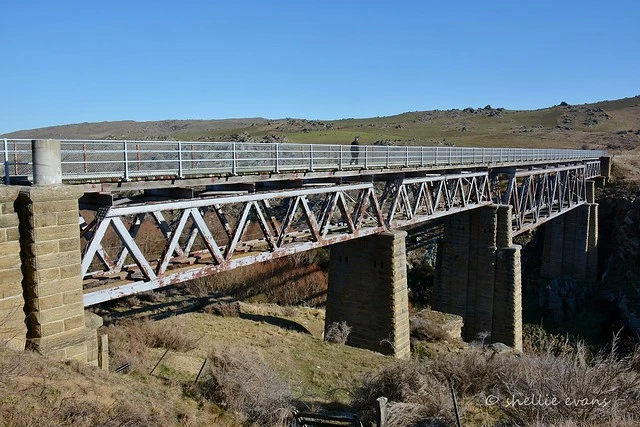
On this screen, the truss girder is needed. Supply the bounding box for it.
[499,164,589,234]
[80,162,600,305]
[80,172,495,305]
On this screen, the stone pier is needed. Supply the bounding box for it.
[325,231,410,359]
[15,185,100,364]
[541,181,599,283]
[0,187,26,350]
[434,205,523,350]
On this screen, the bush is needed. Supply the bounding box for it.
[204,301,240,317]
[324,321,352,344]
[410,317,447,342]
[351,360,453,426]
[199,346,293,427]
[350,338,640,426]
[105,318,197,372]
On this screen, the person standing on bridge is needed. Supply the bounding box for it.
[350,136,360,165]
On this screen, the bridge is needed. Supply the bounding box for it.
[0,139,610,365]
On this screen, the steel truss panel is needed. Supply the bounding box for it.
[498,163,591,235]
[81,172,494,305]
[81,161,601,305]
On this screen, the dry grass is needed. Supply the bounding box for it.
[182,251,328,306]
[199,345,294,426]
[410,317,448,342]
[104,317,198,372]
[351,359,454,426]
[0,344,217,427]
[324,321,352,344]
[204,301,240,317]
[350,338,640,426]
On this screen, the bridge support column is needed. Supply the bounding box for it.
[0,187,27,350]
[16,186,100,365]
[541,185,598,283]
[325,231,410,359]
[434,205,522,350]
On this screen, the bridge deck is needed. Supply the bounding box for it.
[3,138,604,191]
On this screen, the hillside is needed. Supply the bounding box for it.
[3,96,640,153]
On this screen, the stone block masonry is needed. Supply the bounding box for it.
[15,185,100,365]
[541,201,599,283]
[0,186,27,350]
[434,205,523,350]
[325,231,410,359]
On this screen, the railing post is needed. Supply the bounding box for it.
[364,145,368,169]
[339,145,343,170]
[83,143,88,174]
[123,140,129,180]
[177,140,183,178]
[420,146,424,166]
[275,143,280,173]
[405,146,409,167]
[309,144,314,171]
[32,139,62,184]
[448,147,452,165]
[232,142,237,175]
[386,145,390,168]
[3,138,9,184]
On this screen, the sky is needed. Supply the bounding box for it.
[1,0,638,134]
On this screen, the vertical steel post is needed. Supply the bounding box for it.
[339,145,343,170]
[386,145,390,168]
[275,144,280,173]
[83,143,88,173]
[364,145,368,169]
[405,146,409,167]
[309,144,314,171]
[232,142,237,175]
[3,138,9,184]
[177,141,183,178]
[123,140,130,180]
[421,146,424,166]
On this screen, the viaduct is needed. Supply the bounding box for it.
[0,138,610,365]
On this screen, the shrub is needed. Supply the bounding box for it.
[351,360,453,426]
[105,318,197,372]
[199,346,293,426]
[204,301,240,317]
[410,317,447,342]
[350,337,640,426]
[324,321,352,344]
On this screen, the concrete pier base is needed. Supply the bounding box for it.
[325,231,410,359]
[434,206,523,350]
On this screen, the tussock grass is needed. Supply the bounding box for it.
[410,317,448,343]
[199,345,294,427]
[351,337,640,426]
[324,321,352,344]
[104,317,197,372]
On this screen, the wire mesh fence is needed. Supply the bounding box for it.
[2,138,606,184]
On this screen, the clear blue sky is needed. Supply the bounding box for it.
[1,0,638,134]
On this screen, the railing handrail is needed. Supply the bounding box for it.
[1,138,606,184]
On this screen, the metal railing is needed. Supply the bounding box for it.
[2,138,606,184]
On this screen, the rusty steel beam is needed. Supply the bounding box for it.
[80,161,601,305]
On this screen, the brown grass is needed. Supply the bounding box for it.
[351,337,640,426]
[182,250,328,307]
[410,317,448,342]
[199,345,294,426]
[103,317,198,372]
[324,321,352,344]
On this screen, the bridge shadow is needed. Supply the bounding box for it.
[239,313,312,335]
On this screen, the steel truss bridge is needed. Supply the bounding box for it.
[4,139,604,305]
